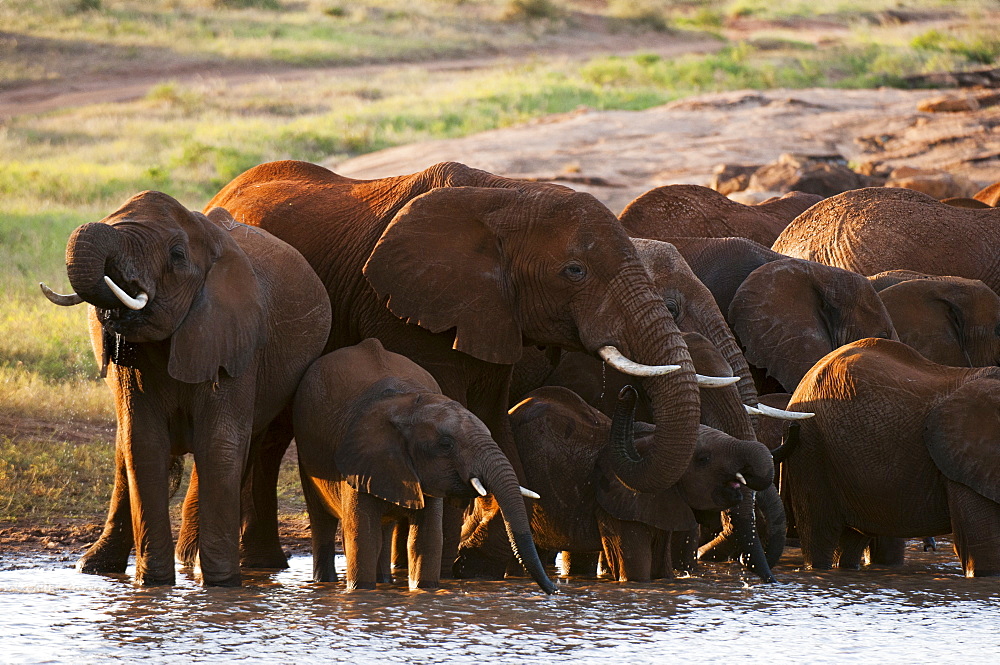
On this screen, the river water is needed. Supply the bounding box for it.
[1,545,998,664]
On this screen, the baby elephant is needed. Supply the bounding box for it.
[293,338,555,593]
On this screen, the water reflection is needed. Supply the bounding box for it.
[1,548,999,663]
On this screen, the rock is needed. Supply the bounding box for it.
[917,92,1000,113]
[748,152,868,197]
[885,167,980,199]
[709,163,760,195]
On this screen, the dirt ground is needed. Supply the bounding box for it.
[2,9,998,565]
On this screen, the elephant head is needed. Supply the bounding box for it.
[876,276,1000,367]
[42,192,266,384]
[728,257,897,392]
[294,338,556,593]
[362,183,707,493]
[618,184,817,247]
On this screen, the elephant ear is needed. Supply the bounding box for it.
[924,377,1000,505]
[364,187,524,365]
[729,258,893,392]
[596,431,697,531]
[336,390,424,509]
[879,279,966,366]
[168,208,267,384]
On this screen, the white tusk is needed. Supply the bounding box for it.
[520,486,541,499]
[695,374,740,388]
[744,404,762,415]
[736,473,747,486]
[104,275,148,310]
[470,477,488,496]
[754,402,816,420]
[598,346,681,377]
[39,282,84,306]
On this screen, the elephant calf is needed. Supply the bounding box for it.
[293,338,555,593]
[457,385,777,583]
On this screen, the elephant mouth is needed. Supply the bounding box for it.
[97,306,145,337]
[712,484,744,508]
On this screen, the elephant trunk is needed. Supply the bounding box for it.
[703,317,758,411]
[605,270,700,493]
[65,222,125,310]
[700,489,778,583]
[474,444,557,595]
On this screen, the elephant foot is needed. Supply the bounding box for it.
[376,571,393,584]
[240,546,289,570]
[201,571,242,587]
[77,540,131,575]
[346,580,377,591]
[175,540,199,568]
[923,537,937,552]
[409,579,440,590]
[135,569,176,586]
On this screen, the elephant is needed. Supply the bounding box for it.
[728,257,897,393]
[772,187,1000,295]
[618,184,822,247]
[293,339,555,593]
[873,274,1000,368]
[459,385,779,583]
[942,197,993,209]
[784,337,1000,576]
[207,160,734,569]
[40,191,331,586]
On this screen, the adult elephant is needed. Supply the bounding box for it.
[465,385,780,582]
[974,180,1000,206]
[784,338,1000,576]
[728,257,897,393]
[618,184,822,247]
[873,274,1000,368]
[772,187,1000,294]
[40,192,331,586]
[208,160,731,566]
[294,339,554,592]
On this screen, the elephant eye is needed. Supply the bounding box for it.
[169,245,187,266]
[561,262,587,282]
[694,453,710,467]
[438,435,455,453]
[664,298,681,320]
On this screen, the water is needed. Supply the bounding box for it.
[2,547,999,664]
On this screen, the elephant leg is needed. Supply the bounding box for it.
[341,490,385,590]
[175,463,200,567]
[836,528,869,570]
[793,498,842,571]
[670,529,698,576]
[597,510,652,582]
[78,437,133,574]
[408,497,444,590]
[561,551,599,577]
[454,496,509,580]
[301,476,339,584]
[596,550,617,579]
[440,499,466,579]
[694,510,734,562]
[391,519,409,575]
[123,421,176,586]
[946,479,1000,577]
[240,414,293,569]
[868,537,907,566]
[650,532,674,580]
[377,523,395,584]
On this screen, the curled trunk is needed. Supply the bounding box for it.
[605,269,701,493]
[65,222,124,310]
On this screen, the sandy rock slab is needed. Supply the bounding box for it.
[330,88,1000,213]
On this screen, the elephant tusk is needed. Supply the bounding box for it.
[754,402,816,420]
[39,282,84,306]
[470,477,488,496]
[744,404,763,416]
[104,275,148,310]
[695,374,740,388]
[598,345,681,377]
[735,472,747,486]
[520,486,541,499]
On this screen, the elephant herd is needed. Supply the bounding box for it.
[39,160,1000,591]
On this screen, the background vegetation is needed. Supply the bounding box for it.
[2,0,998,519]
